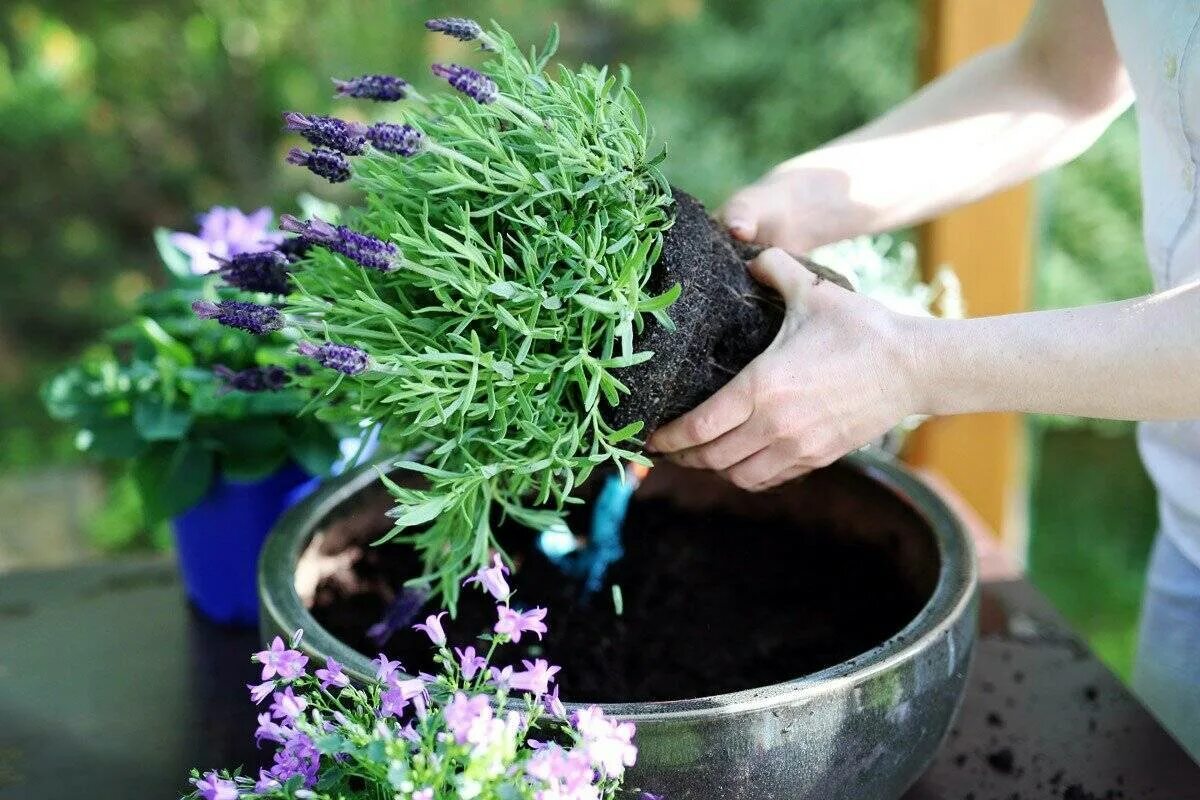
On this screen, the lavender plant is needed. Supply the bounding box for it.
[195,20,676,605]
[184,562,640,800]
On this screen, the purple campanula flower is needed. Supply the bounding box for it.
[170,206,282,276]
[316,657,350,691]
[454,646,486,681]
[254,770,280,794]
[253,636,309,680]
[333,74,412,101]
[255,712,290,747]
[193,771,239,800]
[366,122,425,156]
[413,612,447,646]
[494,605,547,643]
[464,553,510,600]
[431,63,498,104]
[248,680,276,705]
[425,17,484,42]
[508,658,560,697]
[380,677,425,719]
[371,653,403,682]
[444,691,493,745]
[270,686,308,722]
[215,249,292,295]
[286,146,351,183]
[282,112,367,154]
[297,341,370,375]
[214,364,290,395]
[279,214,399,272]
[527,744,596,799]
[413,789,433,800]
[270,731,320,788]
[572,705,637,778]
[543,684,567,718]
[193,299,285,336]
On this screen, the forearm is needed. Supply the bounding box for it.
[911,283,1200,421]
[759,0,1132,249]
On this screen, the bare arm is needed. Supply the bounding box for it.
[724,0,1134,251]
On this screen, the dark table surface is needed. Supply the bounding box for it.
[1,558,1197,800]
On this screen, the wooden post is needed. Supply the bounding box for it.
[905,0,1036,560]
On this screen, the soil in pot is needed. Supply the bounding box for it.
[305,466,932,704]
[604,188,852,434]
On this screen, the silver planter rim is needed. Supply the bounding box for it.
[259,449,977,722]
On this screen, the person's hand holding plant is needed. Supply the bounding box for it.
[647,248,924,490]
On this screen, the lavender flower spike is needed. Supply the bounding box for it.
[367,122,425,157]
[333,74,412,102]
[297,341,370,376]
[279,214,399,272]
[192,299,285,335]
[215,250,292,295]
[286,146,351,183]
[282,112,367,155]
[431,63,498,104]
[425,17,483,42]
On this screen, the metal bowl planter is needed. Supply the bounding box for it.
[260,450,978,800]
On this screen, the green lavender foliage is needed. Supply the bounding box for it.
[287,23,675,606]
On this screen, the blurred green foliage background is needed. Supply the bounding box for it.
[0,0,1157,677]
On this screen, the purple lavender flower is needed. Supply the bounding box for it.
[193,299,285,336]
[454,646,486,681]
[215,249,293,295]
[508,658,560,697]
[270,686,308,722]
[270,731,320,788]
[431,63,498,104]
[253,636,309,680]
[366,122,425,156]
[495,606,548,643]
[193,771,239,800]
[465,553,510,600]
[286,146,351,183]
[316,657,350,691]
[248,680,276,705]
[413,612,447,646]
[170,206,283,276]
[279,214,399,272]
[282,112,367,154]
[297,340,370,375]
[425,17,484,42]
[333,74,412,101]
[214,365,290,394]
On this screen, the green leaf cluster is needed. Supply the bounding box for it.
[42,234,342,522]
[283,23,675,605]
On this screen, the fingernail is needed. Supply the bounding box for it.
[728,220,751,238]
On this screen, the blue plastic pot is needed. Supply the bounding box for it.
[172,463,319,626]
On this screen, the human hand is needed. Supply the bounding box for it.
[719,163,852,254]
[645,248,926,490]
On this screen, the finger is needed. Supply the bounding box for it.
[646,374,753,454]
[718,191,761,242]
[722,443,799,492]
[747,247,816,304]
[753,461,813,491]
[667,414,777,471]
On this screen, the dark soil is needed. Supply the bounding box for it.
[308,479,927,703]
[603,188,852,434]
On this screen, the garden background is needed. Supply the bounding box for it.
[0,0,1156,678]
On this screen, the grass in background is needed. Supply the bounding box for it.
[1029,426,1158,681]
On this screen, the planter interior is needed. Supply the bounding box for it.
[261,452,977,800]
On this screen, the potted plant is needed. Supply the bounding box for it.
[186,19,976,798]
[43,205,346,625]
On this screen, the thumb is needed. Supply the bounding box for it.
[719,191,762,242]
[747,247,815,305]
